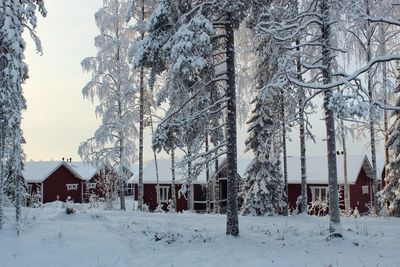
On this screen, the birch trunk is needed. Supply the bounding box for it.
[380,24,389,184]
[225,12,239,236]
[365,1,379,213]
[295,7,308,213]
[119,138,126,210]
[137,0,145,212]
[321,0,341,234]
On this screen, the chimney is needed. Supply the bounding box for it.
[69,157,72,163]
[62,157,65,161]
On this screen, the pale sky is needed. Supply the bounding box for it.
[22,0,379,163]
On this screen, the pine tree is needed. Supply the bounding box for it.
[78,0,138,211]
[379,68,400,216]
[0,0,46,230]
[241,92,285,216]
[135,0,251,236]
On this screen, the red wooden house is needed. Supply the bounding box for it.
[128,159,206,212]
[286,155,375,213]
[23,160,117,204]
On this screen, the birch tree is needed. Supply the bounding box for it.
[0,0,46,230]
[79,0,138,211]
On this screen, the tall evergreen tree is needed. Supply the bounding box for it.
[0,0,46,230]
[241,91,285,216]
[379,67,400,216]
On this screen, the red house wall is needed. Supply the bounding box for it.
[287,184,312,211]
[287,167,373,214]
[134,183,204,212]
[42,165,83,203]
[349,168,372,213]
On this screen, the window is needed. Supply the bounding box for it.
[86,182,97,189]
[66,184,78,191]
[28,184,33,195]
[159,186,169,203]
[362,185,369,195]
[311,186,329,202]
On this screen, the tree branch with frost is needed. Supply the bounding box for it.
[287,54,400,90]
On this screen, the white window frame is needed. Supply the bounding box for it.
[86,182,97,190]
[362,185,369,195]
[159,186,169,203]
[66,183,78,191]
[310,186,329,202]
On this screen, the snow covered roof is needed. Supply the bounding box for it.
[285,154,371,184]
[67,161,98,181]
[127,158,212,184]
[129,154,375,186]
[26,154,373,185]
[24,160,138,183]
[23,161,81,183]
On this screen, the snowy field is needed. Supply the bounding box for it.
[1,202,400,267]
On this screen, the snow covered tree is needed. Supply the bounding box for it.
[78,0,138,211]
[241,91,285,216]
[256,0,347,234]
[135,0,251,236]
[126,0,157,211]
[0,0,46,230]
[379,66,400,216]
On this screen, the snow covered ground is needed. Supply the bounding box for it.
[1,202,400,267]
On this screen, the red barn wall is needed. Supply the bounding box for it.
[42,165,83,203]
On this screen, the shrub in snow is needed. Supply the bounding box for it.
[154,203,164,213]
[308,200,329,216]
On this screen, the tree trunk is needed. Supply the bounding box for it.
[281,89,288,216]
[0,111,5,230]
[225,12,239,236]
[321,0,341,234]
[340,119,350,213]
[150,116,161,207]
[365,1,379,214]
[299,89,307,214]
[295,13,308,214]
[171,149,177,211]
[187,148,193,212]
[380,24,389,186]
[213,158,220,213]
[137,0,145,212]
[205,135,210,213]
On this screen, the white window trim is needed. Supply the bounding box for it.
[66,183,78,191]
[86,182,97,190]
[310,186,329,202]
[362,185,369,195]
[159,186,170,203]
